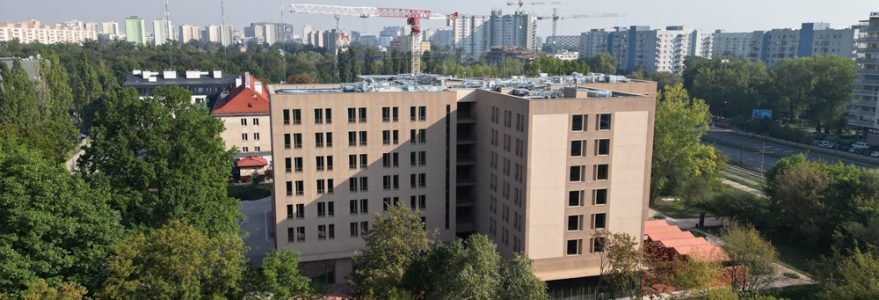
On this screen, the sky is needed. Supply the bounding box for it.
[0,0,876,37]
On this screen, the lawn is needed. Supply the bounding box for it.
[767,236,823,277]
[228,183,273,201]
[650,198,704,219]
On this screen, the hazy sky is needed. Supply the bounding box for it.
[1,0,876,36]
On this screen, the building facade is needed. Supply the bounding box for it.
[212,73,273,178]
[122,70,237,106]
[124,17,147,45]
[207,24,233,46]
[712,30,763,60]
[0,20,98,44]
[451,15,491,60]
[269,74,655,283]
[153,19,175,46]
[179,24,202,44]
[848,12,879,144]
[489,10,539,51]
[545,35,581,51]
[578,26,713,74]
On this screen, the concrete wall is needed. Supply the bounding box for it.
[220,114,273,157]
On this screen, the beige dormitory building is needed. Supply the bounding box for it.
[268,74,656,284]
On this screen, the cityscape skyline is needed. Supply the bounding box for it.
[0,0,876,37]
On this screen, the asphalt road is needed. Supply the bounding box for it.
[702,130,879,170]
[240,196,275,265]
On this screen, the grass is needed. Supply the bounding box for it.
[650,199,704,219]
[765,284,822,300]
[766,236,822,278]
[228,183,272,201]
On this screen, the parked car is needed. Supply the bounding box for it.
[852,142,871,150]
[871,151,879,158]
[816,140,835,148]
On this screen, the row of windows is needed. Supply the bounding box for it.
[282,130,427,149]
[280,106,429,125]
[567,237,605,256]
[239,118,261,126]
[567,213,606,231]
[240,132,260,141]
[570,164,609,182]
[490,106,526,133]
[572,114,612,131]
[287,223,364,243]
[283,152,426,173]
[240,146,261,153]
[488,218,523,251]
[489,130,524,157]
[571,139,611,157]
[569,189,608,206]
[286,196,429,220]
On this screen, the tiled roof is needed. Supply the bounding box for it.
[237,156,268,168]
[211,74,270,116]
[644,220,729,263]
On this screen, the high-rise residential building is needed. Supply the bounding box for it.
[489,10,538,51]
[153,19,175,46]
[848,12,879,145]
[0,20,98,44]
[246,22,286,45]
[579,26,713,74]
[545,35,582,51]
[712,30,763,60]
[101,22,119,35]
[269,73,656,283]
[451,15,491,60]
[207,24,233,46]
[430,29,454,48]
[124,16,147,45]
[760,23,856,68]
[178,24,202,44]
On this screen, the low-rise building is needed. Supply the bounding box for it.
[212,73,273,179]
[122,70,237,107]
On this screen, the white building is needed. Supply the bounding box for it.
[179,24,202,44]
[712,30,763,60]
[552,50,579,61]
[207,24,233,46]
[0,20,98,44]
[489,10,538,51]
[153,19,174,46]
[452,15,491,60]
[545,35,581,51]
[578,26,713,74]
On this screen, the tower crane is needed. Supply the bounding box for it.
[537,8,621,52]
[290,3,458,74]
[505,1,561,11]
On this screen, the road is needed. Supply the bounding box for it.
[240,196,275,265]
[703,130,879,170]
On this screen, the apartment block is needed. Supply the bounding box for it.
[0,19,98,44]
[712,30,763,60]
[848,12,879,144]
[578,26,713,74]
[212,73,273,179]
[269,74,655,283]
[124,17,146,46]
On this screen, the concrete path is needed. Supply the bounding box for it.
[648,208,723,229]
[240,196,275,265]
[65,138,88,172]
[721,179,766,198]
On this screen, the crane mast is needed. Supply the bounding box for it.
[290,3,453,75]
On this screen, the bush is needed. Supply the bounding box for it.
[736,119,813,144]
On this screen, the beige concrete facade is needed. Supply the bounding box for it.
[219,115,273,156]
[269,80,655,283]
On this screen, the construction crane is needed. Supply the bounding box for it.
[538,8,621,50]
[290,4,457,74]
[506,0,561,11]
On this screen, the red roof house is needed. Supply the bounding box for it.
[211,73,270,116]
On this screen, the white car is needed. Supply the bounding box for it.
[852,142,871,150]
[871,151,879,158]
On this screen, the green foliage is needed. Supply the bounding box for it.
[583,53,618,74]
[15,279,87,300]
[525,55,590,76]
[597,232,643,299]
[100,220,246,299]
[652,84,723,199]
[402,234,502,300]
[498,254,549,300]
[71,52,102,128]
[41,51,73,121]
[688,58,770,119]
[350,205,430,298]
[0,140,123,293]
[259,249,315,299]
[0,120,78,164]
[79,87,240,236]
[820,249,879,299]
[0,59,39,125]
[720,222,778,294]
[667,259,725,291]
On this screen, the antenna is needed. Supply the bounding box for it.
[221,0,228,71]
[164,0,174,68]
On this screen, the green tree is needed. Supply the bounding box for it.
[100,220,246,299]
[807,56,854,133]
[0,59,39,125]
[0,120,78,164]
[498,253,549,300]
[349,205,430,298]
[596,232,643,299]
[652,84,722,200]
[765,155,830,244]
[820,249,879,299]
[403,234,501,300]
[720,222,778,294]
[16,279,87,300]
[70,52,102,128]
[688,58,770,118]
[0,140,123,292]
[78,88,240,236]
[584,53,618,74]
[259,249,315,299]
[769,58,814,121]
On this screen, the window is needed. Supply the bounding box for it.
[515,113,525,132]
[242,147,249,152]
[418,151,426,166]
[382,153,399,168]
[568,215,583,231]
[572,115,586,131]
[285,158,292,173]
[359,131,368,146]
[295,181,304,195]
[360,221,369,235]
[254,146,261,152]
[315,133,324,148]
[592,213,607,229]
[284,134,291,149]
[350,200,359,215]
[393,130,399,144]
[287,227,295,242]
[295,204,304,219]
[382,107,391,122]
[410,195,426,210]
[504,110,512,128]
[360,177,369,191]
[349,155,357,169]
[411,173,427,188]
[393,107,399,121]
[283,109,290,124]
[241,118,247,126]
[410,106,417,121]
[293,134,302,148]
[360,199,369,214]
[286,204,294,219]
[294,157,303,172]
[592,189,607,205]
[324,108,332,124]
[318,225,327,240]
[569,190,583,206]
[571,140,585,156]
[418,106,426,121]
[241,133,248,141]
[285,181,293,196]
[567,239,582,255]
[410,129,427,144]
[591,237,606,253]
[253,118,259,126]
[595,164,609,180]
[318,202,327,217]
[503,135,511,152]
[598,113,612,130]
[359,107,367,122]
[570,165,585,182]
[315,109,330,125]
[359,154,368,169]
[292,109,301,124]
[491,106,499,123]
[326,133,333,147]
[383,130,391,145]
[316,156,325,171]
[382,197,400,211]
[350,222,359,237]
[348,108,356,123]
[350,177,367,192]
[596,139,610,156]
[296,226,305,242]
[490,129,498,146]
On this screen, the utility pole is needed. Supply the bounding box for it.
[760,142,766,174]
[164,0,174,69]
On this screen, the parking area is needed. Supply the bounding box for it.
[239,196,275,265]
